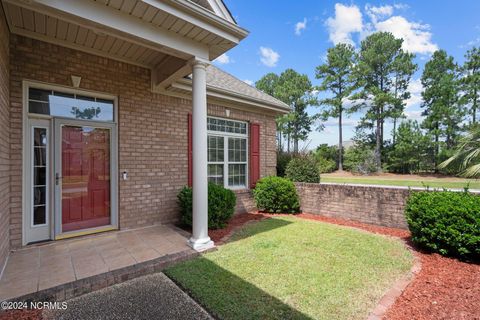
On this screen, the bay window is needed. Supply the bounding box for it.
[207,117,248,189]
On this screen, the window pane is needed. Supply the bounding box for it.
[29,101,50,115]
[34,166,46,186]
[34,186,46,205]
[208,164,223,185]
[208,136,224,162]
[34,148,46,166]
[228,164,246,187]
[50,95,113,121]
[28,88,114,121]
[33,205,46,225]
[29,88,51,102]
[207,117,247,135]
[228,137,247,163]
[34,128,47,146]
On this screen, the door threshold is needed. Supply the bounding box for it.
[55,225,118,240]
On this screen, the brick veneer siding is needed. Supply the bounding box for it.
[296,183,410,229]
[234,190,256,215]
[9,35,277,249]
[0,7,10,271]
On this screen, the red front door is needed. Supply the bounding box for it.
[61,125,111,232]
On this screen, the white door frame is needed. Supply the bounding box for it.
[53,118,118,239]
[23,118,52,244]
[22,80,119,245]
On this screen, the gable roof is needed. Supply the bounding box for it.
[168,65,290,113]
[187,0,236,24]
[205,65,290,111]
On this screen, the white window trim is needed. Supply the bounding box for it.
[207,116,249,190]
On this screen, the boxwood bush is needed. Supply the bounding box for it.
[253,176,300,213]
[178,183,236,229]
[405,191,480,261]
[285,156,320,183]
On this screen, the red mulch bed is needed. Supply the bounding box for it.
[208,213,266,244]
[212,212,480,320]
[0,309,42,320]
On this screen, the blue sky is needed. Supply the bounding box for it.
[217,1,480,148]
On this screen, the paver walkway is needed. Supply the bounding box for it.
[0,225,193,301]
[43,273,212,320]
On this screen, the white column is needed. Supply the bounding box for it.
[188,58,214,251]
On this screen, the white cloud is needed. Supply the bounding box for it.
[461,37,480,48]
[405,78,423,109]
[323,119,359,127]
[375,16,438,54]
[214,53,230,64]
[325,4,363,45]
[295,18,307,35]
[325,3,437,55]
[393,3,409,10]
[365,4,393,23]
[243,79,254,86]
[404,110,423,120]
[259,47,280,67]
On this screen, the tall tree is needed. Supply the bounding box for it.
[421,50,464,169]
[388,120,429,174]
[316,43,357,171]
[461,46,480,125]
[391,52,417,145]
[256,69,315,153]
[352,32,416,171]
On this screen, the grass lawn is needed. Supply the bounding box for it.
[165,216,413,320]
[321,176,480,189]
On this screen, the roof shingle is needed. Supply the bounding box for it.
[205,65,290,110]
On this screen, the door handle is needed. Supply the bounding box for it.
[55,173,62,185]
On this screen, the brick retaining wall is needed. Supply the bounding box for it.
[295,183,411,229]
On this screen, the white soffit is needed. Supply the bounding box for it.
[2,0,248,66]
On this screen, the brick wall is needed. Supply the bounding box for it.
[9,35,277,248]
[296,183,410,229]
[234,190,256,215]
[0,6,10,271]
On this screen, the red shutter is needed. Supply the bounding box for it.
[249,123,261,188]
[187,113,193,187]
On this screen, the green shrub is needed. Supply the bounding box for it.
[314,144,339,163]
[285,156,320,183]
[253,176,300,213]
[317,157,337,173]
[178,183,236,229]
[276,152,293,177]
[405,191,480,261]
[343,146,377,174]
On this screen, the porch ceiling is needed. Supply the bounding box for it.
[1,0,248,88]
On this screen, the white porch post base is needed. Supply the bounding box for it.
[188,237,215,251]
[188,57,213,252]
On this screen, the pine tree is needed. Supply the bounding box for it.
[352,32,416,171]
[461,46,480,125]
[316,43,357,170]
[421,50,465,169]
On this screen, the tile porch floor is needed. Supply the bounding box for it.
[0,225,194,301]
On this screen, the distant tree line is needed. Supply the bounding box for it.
[256,31,480,177]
